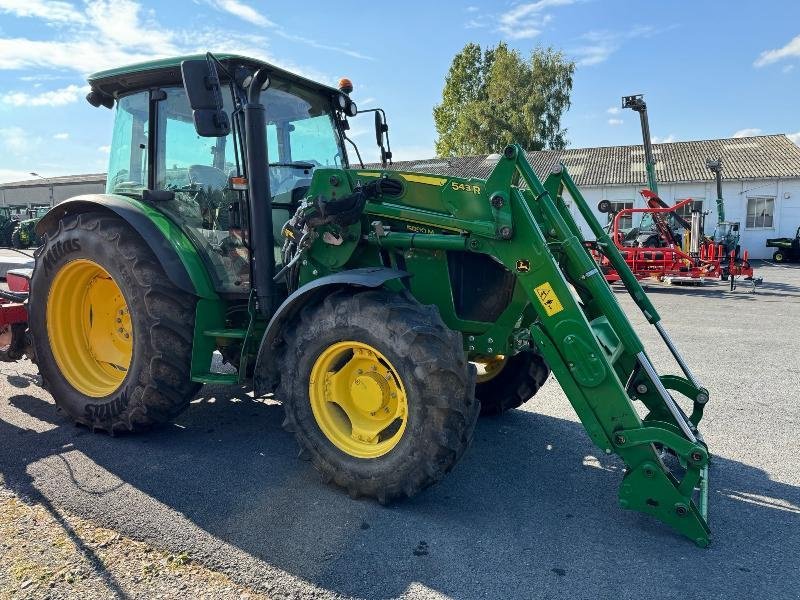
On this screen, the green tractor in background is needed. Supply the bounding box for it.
[11,205,49,249]
[767,226,800,262]
[22,53,713,545]
[0,207,20,247]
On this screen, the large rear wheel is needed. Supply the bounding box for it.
[279,289,479,503]
[29,212,200,432]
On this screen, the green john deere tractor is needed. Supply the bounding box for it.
[0,207,20,247]
[766,226,800,262]
[11,205,49,249]
[23,53,712,545]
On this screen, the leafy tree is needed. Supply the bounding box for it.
[433,43,574,156]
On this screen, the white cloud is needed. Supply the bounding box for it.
[607,106,620,115]
[1,84,89,107]
[608,118,623,126]
[782,64,795,73]
[466,5,479,12]
[0,0,85,24]
[497,0,574,40]
[209,0,274,27]
[0,0,312,77]
[786,132,800,145]
[53,132,69,140]
[754,34,800,67]
[207,0,372,60]
[0,126,39,154]
[573,25,666,67]
[652,134,676,143]
[98,145,110,153]
[732,128,762,138]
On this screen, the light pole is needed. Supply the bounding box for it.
[30,172,55,208]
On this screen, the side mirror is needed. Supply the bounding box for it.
[181,59,230,137]
[374,111,386,146]
[373,110,392,167]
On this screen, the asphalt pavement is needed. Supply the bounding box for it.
[1,261,798,599]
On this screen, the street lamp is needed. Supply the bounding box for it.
[30,172,55,208]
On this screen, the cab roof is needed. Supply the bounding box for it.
[87,53,343,99]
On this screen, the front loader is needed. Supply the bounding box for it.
[2,53,712,546]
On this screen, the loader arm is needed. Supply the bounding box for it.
[492,145,711,545]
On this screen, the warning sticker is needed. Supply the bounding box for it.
[534,282,564,317]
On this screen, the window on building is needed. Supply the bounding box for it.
[746,196,775,229]
[606,201,634,229]
[675,200,703,220]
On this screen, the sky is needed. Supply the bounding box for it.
[0,0,799,183]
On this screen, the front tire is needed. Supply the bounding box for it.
[773,250,785,263]
[475,351,550,415]
[29,212,200,433]
[10,228,24,249]
[279,289,479,503]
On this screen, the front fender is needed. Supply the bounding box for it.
[37,194,217,299]
[253,267,409,395]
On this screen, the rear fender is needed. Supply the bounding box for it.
[36,194,218,299]
[253,267,409,394]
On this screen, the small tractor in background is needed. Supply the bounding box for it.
[766,226,800,262]
[0,207,20,247]
[0,53,714,546]
[11,205,49,249]
[592,95,755,289]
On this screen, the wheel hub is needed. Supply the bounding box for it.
[310,341,408,458]
[46,259,133,398]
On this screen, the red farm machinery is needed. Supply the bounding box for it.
[591,95,757,290]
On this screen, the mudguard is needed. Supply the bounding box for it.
[253,267,409,394]
[36,194,218,299]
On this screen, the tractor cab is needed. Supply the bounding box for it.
[89,54,355,294]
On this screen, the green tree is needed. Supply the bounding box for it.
[433,43,574,156]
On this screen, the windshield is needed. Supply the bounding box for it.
[263,81,344,196]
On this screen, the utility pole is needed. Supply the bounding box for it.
[30,172,54,207]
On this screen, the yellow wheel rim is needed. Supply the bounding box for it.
[309,341,408,459]
[46,259,133,398]
[473,355,507,383]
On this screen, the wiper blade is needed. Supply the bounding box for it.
[269,161,315,169]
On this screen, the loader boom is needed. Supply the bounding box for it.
[343,145,712,545]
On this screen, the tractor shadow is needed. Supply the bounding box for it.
[2,383,799,599]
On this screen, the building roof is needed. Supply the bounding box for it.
[379,134,800,186]
[0,173,106,189]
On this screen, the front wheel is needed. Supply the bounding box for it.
[10,228,25,249]
[28,212,200,433]
[278,289,478,503]
[773,250,785,263]
[474,351,550,416]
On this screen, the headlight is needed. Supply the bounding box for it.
[346,101,358,117]
[337,94,348,110]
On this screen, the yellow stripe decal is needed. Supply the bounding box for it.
[402,174,448,186]
[534,282,564,317]
[357,171,381,178]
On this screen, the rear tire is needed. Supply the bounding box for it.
[279,288,479,503]
[29,212,200,433]
[476,351,550,416]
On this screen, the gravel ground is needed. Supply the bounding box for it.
[1,260,798,599]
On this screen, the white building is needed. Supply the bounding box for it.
[387,134,800,259]
[0,173,105,215]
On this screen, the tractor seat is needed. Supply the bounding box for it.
[188,165,228,190]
